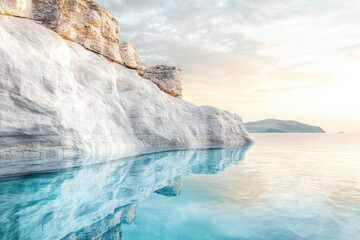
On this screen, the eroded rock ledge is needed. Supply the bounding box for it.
[120,41,146,76]
[0,0,123,63]
[143,65,183,98]
[0,0,187,97]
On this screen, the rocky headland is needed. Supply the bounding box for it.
[0,0,252,162]
[245,119,325,133]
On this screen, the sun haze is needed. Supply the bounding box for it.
[103,0,360,133]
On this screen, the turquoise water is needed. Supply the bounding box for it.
[1,134,360,239]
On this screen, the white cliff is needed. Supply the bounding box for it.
[0,8,252,160]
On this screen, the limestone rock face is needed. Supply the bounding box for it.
[120,41,147,76]
[0,0,32,18]
[56,0,122,63]
[0,0,123,63]
[0,16,253,159]
[136,61,147,76]
[143,65,183,98]
[120,41,139,69]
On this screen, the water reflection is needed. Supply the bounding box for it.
[0,147,249,240]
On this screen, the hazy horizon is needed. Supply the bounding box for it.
[103,0,360,133]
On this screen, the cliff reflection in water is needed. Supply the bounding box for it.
[0,147,249,240]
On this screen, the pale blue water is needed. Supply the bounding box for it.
[0,134,359,239]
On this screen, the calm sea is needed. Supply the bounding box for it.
[0,134,359,239]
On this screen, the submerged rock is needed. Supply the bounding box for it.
[0,16,252,159]
[143,65,183,97]
[0,0,123,64]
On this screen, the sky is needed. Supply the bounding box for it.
[102,0,360,133]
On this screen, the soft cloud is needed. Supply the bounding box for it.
[102,0,360,132]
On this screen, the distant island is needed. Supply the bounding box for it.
[245,119,325,133]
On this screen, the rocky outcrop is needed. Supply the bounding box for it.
[136,61,147,76]
[120,41,146,75]
[0,16,252,159]
[0,0,32,17]
[120,41,139,69]
[0,0,178,80]
[0,0,123,63]
[143,65,183,97]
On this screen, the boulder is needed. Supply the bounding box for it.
[143,65,182,98]
[120,41,147,76]
[0,0,123,64]
[120,41,139,69]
